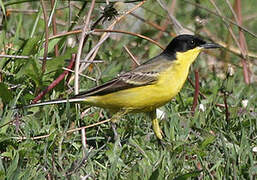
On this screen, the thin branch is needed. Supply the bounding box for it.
[0,54,104,62]
[6,9,39,14]
[15,118,112,141]
[0,54,49,60]
[40,0,49,73]
[123,45,140,67]
[234,0,250,84]
[80,60,104,63]
[74,0,96,158]
[49,28,164,50]
[6,6,69,14]
[81,128,87,155]
[51,0,59,56]
[62,67,96,81]
[224,0,237,21]
[75,0,96,95]
[95,29,164,49]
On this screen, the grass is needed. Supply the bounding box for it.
[0,0,257,179]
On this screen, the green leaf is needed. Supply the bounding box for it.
[200,135,216,149]
[0,83,13,104]
[45,47,77,73]
[39,38,61,57]
[16,57,41,86]
[0,0,6,16]
[21,36,41,56]
[6,151,19,179]
[149,168,160,180]
[0,158,5,178]
[0,109,14,134]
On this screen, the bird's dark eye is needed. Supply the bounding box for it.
[190,40,195,45]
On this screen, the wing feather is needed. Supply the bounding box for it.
[74,71,159,98]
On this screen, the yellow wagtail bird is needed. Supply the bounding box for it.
[24,34,220,140]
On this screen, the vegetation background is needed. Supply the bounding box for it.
[0,0,256,179]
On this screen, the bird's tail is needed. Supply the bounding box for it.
[22,97,86,109]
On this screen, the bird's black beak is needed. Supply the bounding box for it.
[200,42,220,49]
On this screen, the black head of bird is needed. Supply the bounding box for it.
[163,34,220,55]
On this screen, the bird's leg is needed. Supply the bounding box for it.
[110,109,131,141]
[149,109,163,140]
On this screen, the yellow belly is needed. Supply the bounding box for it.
[84,65,189,112]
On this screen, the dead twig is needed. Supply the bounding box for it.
[234,0,250,84]
[5,6,68,14]
[97,29,164,49]
[123,45,140,68]
[75,0,96,95]
[74,0,96,157]
[15,118,112,141]
[0,54,51,60]
[51,0,59,56]
[62,67,96,81]
[48,29,164,50]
